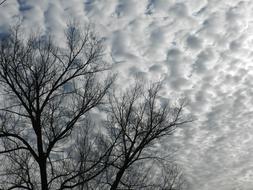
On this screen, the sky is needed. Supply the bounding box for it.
[1,0,253,189]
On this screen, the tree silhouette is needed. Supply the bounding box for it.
[0,25,190,190]
[0,25,114,190]
[103,82,190,190]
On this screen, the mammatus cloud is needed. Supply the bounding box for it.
[1,0,253,189]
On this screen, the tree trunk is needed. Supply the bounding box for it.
[39,159,49,190]
[36,119,49,190]
[110,167,127,190]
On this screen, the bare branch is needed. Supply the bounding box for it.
[0,0,7,6]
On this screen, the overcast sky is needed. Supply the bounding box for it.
[1,0,253,189]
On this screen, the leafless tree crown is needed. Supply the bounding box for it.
[0,25,190,190]
[0,25,114,190]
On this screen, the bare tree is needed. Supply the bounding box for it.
[99,82,191,190]
[0,25,114,190]
[0,24,190,190]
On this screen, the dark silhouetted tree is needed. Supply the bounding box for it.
[0,25,190,190]
[100,82,190,190]
[0,25,114,190]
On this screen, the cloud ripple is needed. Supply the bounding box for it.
[1,0,253,189]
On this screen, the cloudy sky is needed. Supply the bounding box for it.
[1,0,253,189]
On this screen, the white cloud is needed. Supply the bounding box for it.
[1,0,253,189]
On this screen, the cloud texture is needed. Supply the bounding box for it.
[1,0,253,189]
